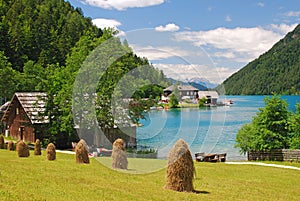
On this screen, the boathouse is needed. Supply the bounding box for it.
[198,91,219,105]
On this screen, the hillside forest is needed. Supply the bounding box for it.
[0,0,170,146]
[221,24,300,95]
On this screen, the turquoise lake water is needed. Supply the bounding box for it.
[136,95,300,160]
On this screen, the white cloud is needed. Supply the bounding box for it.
[225,15,232,22]
[285,11,300,17]
[257,2,265,7]
[215,67,238,82]
[173,24,296,63]
[130,45,189,60]
[155,23,180,32]
[92,18,121,29]
[82,0,165,10]
[268,23,298,35]
[153,63,234,83]
[214,52,236,59]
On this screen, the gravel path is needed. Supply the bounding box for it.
[225,161,300,171]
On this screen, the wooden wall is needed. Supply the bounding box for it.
[6,97,36,143]
[247,149,300,162]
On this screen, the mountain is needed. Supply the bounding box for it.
[220,24,300,95]
[167,77,217,91]
[185,77,218,89]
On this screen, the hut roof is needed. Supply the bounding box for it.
[198,91,219,99]
[1,92,48,124]
[0,101,10,113]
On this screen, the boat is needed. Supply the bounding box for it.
[195,152,227,162]
[217,99,234,106]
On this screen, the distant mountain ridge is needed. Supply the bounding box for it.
[167,77,217,90]
[185,77,218,89]
[220,24,300,95]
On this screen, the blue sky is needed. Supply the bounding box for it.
[68,0,300,83]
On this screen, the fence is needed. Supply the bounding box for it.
[247,149,300,162]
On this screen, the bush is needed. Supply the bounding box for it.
[165,139,195,192]
[235,95,290,154]
[16,141,30,157]
[112,138,128,169]
[34,139,42,155]
[46,143,56,161]
[75,139,89,164]
[0,135,5,149]
[169,94,179,108]
[7,141,14,151]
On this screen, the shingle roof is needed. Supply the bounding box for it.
[1,92,48,124]
[0,101,10,113]
[198,91,219,99]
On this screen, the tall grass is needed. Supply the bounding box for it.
[0,149,300,201]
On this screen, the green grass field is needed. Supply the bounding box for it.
[1,149,300,201]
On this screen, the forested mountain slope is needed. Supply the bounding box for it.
[0,0,170,146]
[221,24,300,95]
[0,0,102,71]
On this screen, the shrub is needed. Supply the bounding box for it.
[169,94,179,108]
[7,141,14,151]
[165,139,195,192]
[46,143,56,161]
[75,139,89,164]
[34,139,42,155]
[235,95,290,154]
[0,135,5,149]
[112,138,128,169]
[16,141,30,157]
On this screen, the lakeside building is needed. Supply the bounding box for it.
[161,85,199,101]
[198,91,219,105]
[161,85,219,105]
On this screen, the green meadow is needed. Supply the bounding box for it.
[1,149,300,201]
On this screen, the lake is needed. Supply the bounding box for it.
[136,95,300,160]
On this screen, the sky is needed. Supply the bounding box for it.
[68,0,300,84]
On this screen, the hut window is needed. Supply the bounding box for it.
[16,108,19,115]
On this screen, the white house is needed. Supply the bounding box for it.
[198,91,219,105]
[162,85,199,101]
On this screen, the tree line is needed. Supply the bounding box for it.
[0,0,170,146]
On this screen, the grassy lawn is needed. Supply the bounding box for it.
[1,149,300,201]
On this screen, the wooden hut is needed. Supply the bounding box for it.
[1,92,48,143]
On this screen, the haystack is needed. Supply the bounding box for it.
[165,139,195,192]
[111,138,128,169]
[46,143,56,161]
[16,141,30,157]
[34,139,42,155]
[0,135,4,149]
[7,141,14,151]
[75,139,90,164]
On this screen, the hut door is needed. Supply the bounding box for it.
[20,126,25,140]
